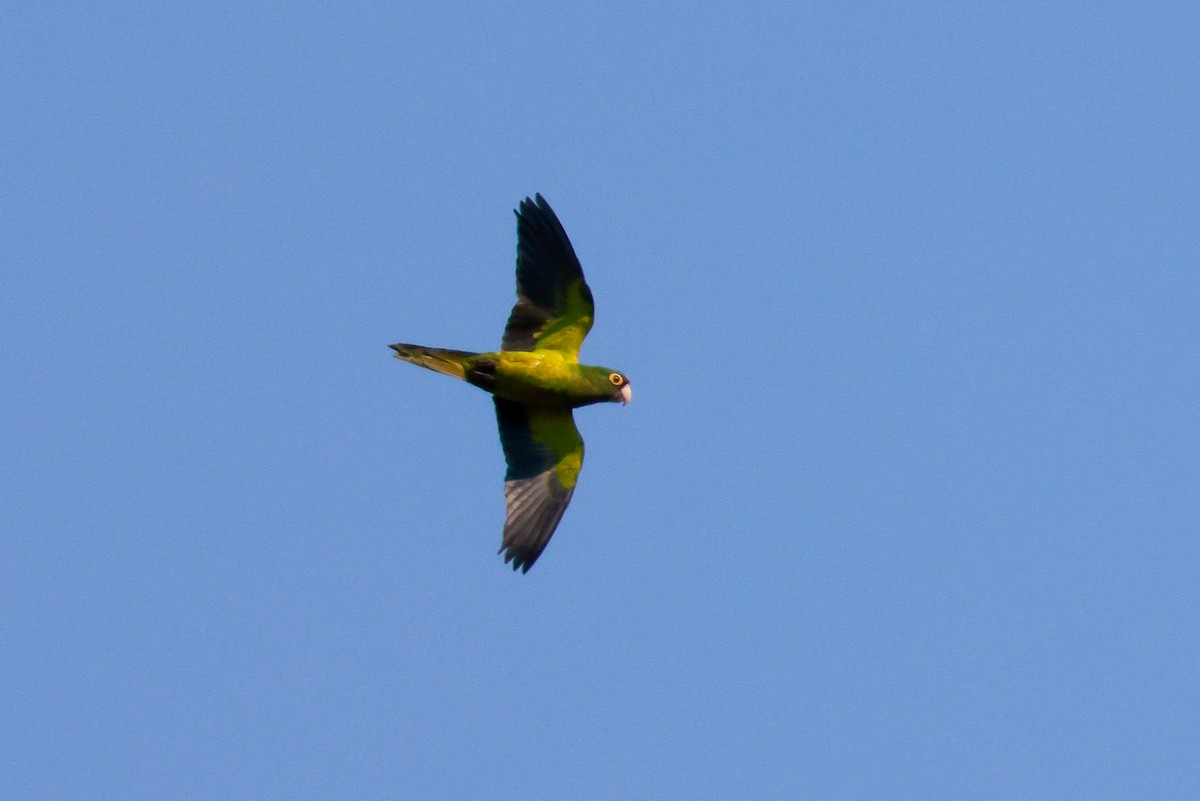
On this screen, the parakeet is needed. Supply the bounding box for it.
[391,194,631,572]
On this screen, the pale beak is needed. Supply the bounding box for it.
[618,383,632,405]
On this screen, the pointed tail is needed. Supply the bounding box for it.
[389,343,476,380]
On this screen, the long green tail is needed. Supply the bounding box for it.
[389,343,476,380]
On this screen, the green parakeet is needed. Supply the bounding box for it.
[391,195,631,572]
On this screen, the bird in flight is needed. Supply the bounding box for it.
[391,194,631,572]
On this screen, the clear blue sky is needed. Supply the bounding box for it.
[3,4,1196,799]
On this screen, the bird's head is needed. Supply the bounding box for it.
[604,370,632,405]
[577,365,631,406]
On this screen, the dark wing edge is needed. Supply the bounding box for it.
[494,398,583,573]
[501,194,594,354]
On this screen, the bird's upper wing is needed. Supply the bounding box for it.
[501,194,595,360]
[494,398,584,572]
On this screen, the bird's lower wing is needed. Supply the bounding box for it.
[494,398,584,572]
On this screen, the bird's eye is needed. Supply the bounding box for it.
[608,373,623,385]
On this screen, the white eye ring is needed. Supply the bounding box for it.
[608,373,623,385]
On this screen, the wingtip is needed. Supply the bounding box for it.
[498,544,538,574]
[516,193,552,215]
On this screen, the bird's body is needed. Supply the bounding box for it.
[389,345,624,408]
[390,195,630,572]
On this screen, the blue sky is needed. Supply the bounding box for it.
[3,3,1197,799]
